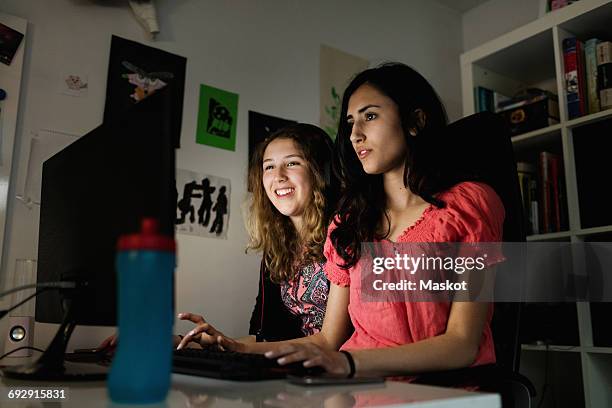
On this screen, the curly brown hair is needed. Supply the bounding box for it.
[245,124,338,283]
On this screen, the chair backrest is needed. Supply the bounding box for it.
[444,111,526,372]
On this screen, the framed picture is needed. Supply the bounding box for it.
[0,22,24,65]
[196,84,239,151]
[175,169,231,239]
[104,35,186,148]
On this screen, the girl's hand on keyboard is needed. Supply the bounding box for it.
[97,334,118,356]
[172,335,182,348]
[176,312,244,351]
[264,343,350,377]
[215,334,247,353]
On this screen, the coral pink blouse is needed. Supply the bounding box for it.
[323,181,505,367]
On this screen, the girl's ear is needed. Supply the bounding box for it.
[408,109,427,137]
[415,109,427,130]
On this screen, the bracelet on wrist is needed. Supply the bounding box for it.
[339,350,355,378]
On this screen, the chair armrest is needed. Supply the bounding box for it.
[413,364,536,396]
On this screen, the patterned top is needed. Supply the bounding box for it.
[324,181,505,368]
[281,262,330,336]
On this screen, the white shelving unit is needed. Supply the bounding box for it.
[461,1,612,407]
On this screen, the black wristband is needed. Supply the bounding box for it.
[340,350,355,378]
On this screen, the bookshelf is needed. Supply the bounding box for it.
[461,1,612,407]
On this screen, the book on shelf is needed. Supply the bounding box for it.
[597,41,612,110]
[497,93,546,111]
[597,40,612,62]
[563,37,588,119]
[551,0,567,10]
[584,38,601,114]
[473,87,482,112]
[493,91,510,112]
[529,178,540,235]
[558,158,568,232]
[599,63,612,110]
[578,39,588,115]
[474,86,510,113]
[550,0,580,11]
[538,152,550,234]
[496,91,559,136]
[547,0,578,11]
[517,162,539,235]
[538,151,566,234]
[474,86,492,113]
[549,154,562,232]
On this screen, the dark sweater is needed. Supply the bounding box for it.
[248,260,304,342]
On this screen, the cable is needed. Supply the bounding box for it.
[0,282,76,299]
[0,289,48,320]
[0,346,44,361]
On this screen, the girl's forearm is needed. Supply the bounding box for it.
[349,333,479,377]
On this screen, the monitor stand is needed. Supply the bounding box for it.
[1,297,108,381]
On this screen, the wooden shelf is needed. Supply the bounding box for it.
[584,347,612,354]
[527,230,573,241]
[576,225,612,237]
[566,108,612,129]
[525,225,612,240]
[522,344,583,352]
[521,344,612,354]
[511,124,562,145]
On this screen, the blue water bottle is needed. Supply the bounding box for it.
[108,218,176,404]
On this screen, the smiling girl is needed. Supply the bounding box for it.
[176,124,339,347]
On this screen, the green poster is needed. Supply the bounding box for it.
[196,84,239,151]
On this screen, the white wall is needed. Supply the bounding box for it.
[462,0,542,51]
[0,0,463,351]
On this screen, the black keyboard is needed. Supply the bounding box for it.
[172,347,324,381]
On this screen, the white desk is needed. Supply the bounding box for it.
[0,372,500,408]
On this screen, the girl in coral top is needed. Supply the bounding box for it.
[181,63,504,379]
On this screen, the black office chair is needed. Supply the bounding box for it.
[412,112,536,408]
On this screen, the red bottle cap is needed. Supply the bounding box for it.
[117,218,176,252]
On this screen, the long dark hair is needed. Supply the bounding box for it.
[246,123,339,282]
[331,62,452,269]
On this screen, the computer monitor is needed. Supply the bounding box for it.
[2,88,177,380]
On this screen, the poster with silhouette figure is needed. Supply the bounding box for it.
[104,35,186,148]
[196,84,239,151]
[176,169,231,239]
